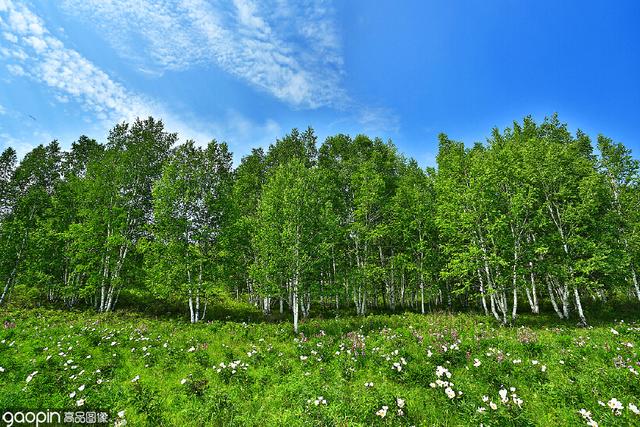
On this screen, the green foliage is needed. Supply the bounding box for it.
[1,114,640,331]
[1,308,639,425]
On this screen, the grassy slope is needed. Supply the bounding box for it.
[0,307,639,426]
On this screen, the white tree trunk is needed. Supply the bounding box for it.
[420,278,425,315]
[477,269,489,316]
[573,287,587,326]
[632,268,640,301]
[546,277,564,319]
[292,276,299,333]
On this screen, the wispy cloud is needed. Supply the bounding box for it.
[0,1,156,124]
[58,0,347,109]
[357,106,401,135]
[0,0,280,159]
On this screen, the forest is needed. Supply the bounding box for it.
[1,114,639,330]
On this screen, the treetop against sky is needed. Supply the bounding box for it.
[0,0,638,164]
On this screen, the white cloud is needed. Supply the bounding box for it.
[357,106,401,135]
[2,31,16,42]
[0,132,36,160]
[58,0,347,109]
[0,1,281,159]
[6,63,24,76]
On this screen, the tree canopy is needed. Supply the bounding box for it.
[1,114,638,328]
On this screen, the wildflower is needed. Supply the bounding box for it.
[482,396,489,402]
[313,396,327,406]
[375,406,388,418]
[608,398,623,415]
[397,409,404,416]
[364,382,374,388]
[477,407,486,413]
[610,328,619,335]
[512,359,522,364]
[445,387,455,399]
[0,367,4,372]
[473,359,481,367]
[118,411,125,418]
[541,365,547,372]
[180,378,187,385]
[300,355,308,361]
[97,379,103,384]
[435,366,451,378]
[396,398,405,408]
[629,403,640,415]
[78,384,85,391]
[513,396,523,407]
[578,409,591,418]
[69,391,76,398]
[187,346,195,352]
[499,388,508,403]
[26,371,38,383]
[76,399,85,407]
[131,375,140,383]
[559,360,565,365]
[489,401,498,410]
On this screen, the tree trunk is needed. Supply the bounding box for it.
[546,277,564,319]
[477,269,489,316]
[292,276,299,333]
[632,267,640,301]
[420,275,425,315]
[573,287,587,326]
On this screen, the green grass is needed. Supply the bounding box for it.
[1,307,639,426]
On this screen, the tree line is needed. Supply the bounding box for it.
[1,115,639,330]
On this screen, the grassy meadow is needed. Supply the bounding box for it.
[1,306,639,426]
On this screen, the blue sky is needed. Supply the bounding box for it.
[0,0,638,165]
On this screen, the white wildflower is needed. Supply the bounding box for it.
[608,398,623,415]
[26,371,38,383]
[376,406,388,418]
[445,387,455,399]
